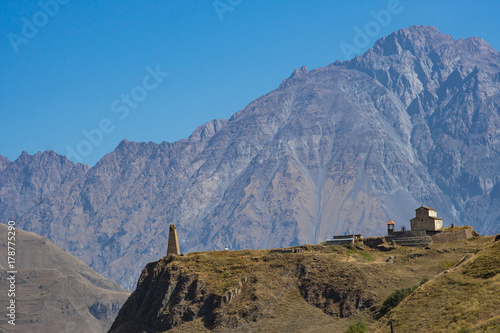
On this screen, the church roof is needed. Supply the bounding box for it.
[387,220,395,225]
[416,206,436,211]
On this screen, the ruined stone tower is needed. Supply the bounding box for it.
[167,225,180,255]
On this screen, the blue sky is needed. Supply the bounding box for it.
[1,0,499,165]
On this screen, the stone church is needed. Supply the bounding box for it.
[410,206,443,231]
[375,205,476,248]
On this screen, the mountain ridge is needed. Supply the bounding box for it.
[0,25,499,290]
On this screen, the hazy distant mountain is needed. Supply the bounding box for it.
[0,25,498,289]
[0,224,130,332]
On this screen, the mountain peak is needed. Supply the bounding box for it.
[370,25,454,56]
[279,66,309,89]
[289,66,308,79]
[458,36,497,55]
[188,119,228,143]
[116,139,133,151]
[366,25,496,59]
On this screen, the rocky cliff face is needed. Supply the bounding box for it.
[108,248,379,332]
[0,25,499,290]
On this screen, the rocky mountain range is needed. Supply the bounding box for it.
[0,25,499,290]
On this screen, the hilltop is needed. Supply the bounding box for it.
[109,235,499,332]
[0,224,130,333]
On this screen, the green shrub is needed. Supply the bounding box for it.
[375,277,428,319]
[457,328,470,333]
[376,287,415,319]
[346,248,375,261]
[358,251,375,261]
[344,321,368,333]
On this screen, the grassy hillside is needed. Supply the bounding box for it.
[0,224,130,333]
[373,239,500,333]
[110,235,498,332]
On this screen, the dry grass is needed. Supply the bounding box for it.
[125,236,499,333]
[373,237,500,333]
[438,259,459,270]
[463,242,500,279]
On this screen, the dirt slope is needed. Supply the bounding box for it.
[0,224,130,333]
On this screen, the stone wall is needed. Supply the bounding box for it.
[411,218,443,231]
[364,234,432,248]
[392,230,428,238]
[326,239,354,246]
[431,228,475,244]
[362,237,386,248]
[390,235,433,247]
[364,227,476,249]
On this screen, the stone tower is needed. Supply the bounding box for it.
[167,225,180,255]
[387,219,395,235]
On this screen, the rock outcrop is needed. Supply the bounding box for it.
[109,249,379,332]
